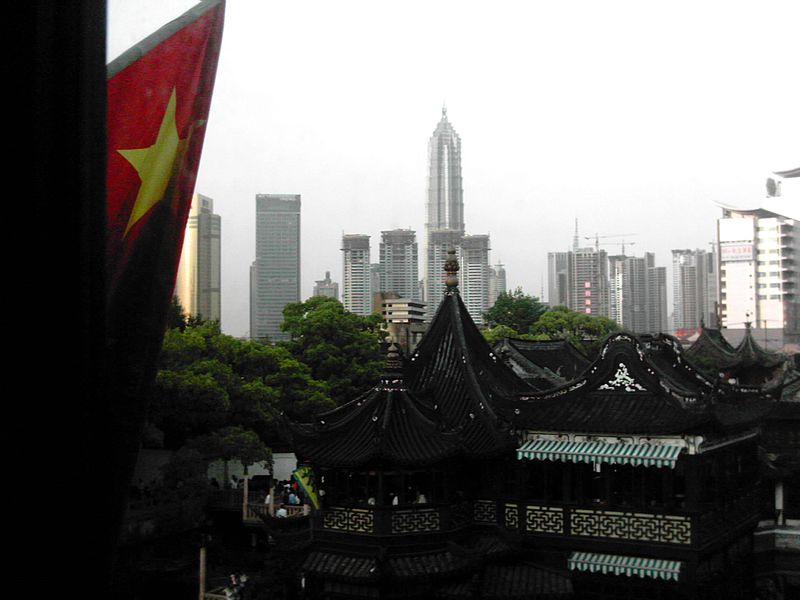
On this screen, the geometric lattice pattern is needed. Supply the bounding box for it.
[391,508,440,534]
[474,499,497,523]
[525,505,565,534]
[571,509,691,545]
[504,503,519,530]
[322,507,375,533]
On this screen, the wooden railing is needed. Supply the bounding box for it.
[315,501,472,537]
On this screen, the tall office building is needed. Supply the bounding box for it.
[488,262,507,308]
[645,254,669,334]
[717,205,798,336]
[571,246,610,317]
[426,229,464,316]
[250,194,300,341]
[547,252,572,307]
[672,249,718,331]
[425,108,466,318]
[175,193,221,322]
[460,234,491,326]
[313,271,339,300]
[341,234,372,316]
[379,229,419,300]
[607,252,666,334]
[426,107,464,236]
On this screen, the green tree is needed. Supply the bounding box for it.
[188,425,273,485]
[149,319,333,450]
[483,288,547,333]
[281,296,386,405]
[530,305,619,356]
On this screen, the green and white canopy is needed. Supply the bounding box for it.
[568,551,682,582]
[517,439,683,469]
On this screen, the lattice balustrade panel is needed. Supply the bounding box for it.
[474,500,497,523]
[391,508,440,534]
[571,509,691,545]
[525,505,565,534]
[322,507,375,533]
[504,503,519,529]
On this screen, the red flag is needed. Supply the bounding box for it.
[107,0,224,322]
[101,0,225,553]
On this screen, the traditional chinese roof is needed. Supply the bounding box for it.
[501,332,772,436]
[684,325,737,365]
[730,323,786,370]
[493,338,591,388]
[284,346,465,468]
[404,267,533,458]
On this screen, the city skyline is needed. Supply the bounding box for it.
[108,0,800,337]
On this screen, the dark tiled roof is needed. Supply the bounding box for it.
[504,332,769,436]
[685,326,738,364]
[496,338,591,383]
[405,290,531,458]
[286,289,530,467]
[302,551,378,581]
[480,563,573,600]
[285,371,463,469]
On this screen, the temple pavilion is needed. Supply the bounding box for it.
[278,251,790,600]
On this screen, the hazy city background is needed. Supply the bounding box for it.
[109,0,800,338]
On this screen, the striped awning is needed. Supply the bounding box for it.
[568,551,682,582]
[517,439,683,469]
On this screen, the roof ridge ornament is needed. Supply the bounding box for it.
[444,247,459,293]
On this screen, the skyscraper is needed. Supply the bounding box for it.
[313,271,339,300]
[250,194,300,341]
[672,248,717,331]
[460,234,491,326]
[341,234,372,316]
[547,252,572,307]
[571,246,610,317]
[426,107,464,236]
[425,108,465,318]
[379,229,419,301]
[175,193,221,322]
[488,262,507,308]
[717,205,798,336]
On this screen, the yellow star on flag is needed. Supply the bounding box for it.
[118,88,187,237]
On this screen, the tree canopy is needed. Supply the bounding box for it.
[281,296,386,405]
[483,288,547,334]
[148,320,333,450]
[529,305,619,356]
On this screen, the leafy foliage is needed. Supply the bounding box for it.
[281,296,386,405]
[148,320,333,450]
[530,305,619,355]
[483,288,547,333]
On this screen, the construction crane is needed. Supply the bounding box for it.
[584,233,636,252]
[595,241,636,255]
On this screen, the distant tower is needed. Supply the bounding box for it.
[426,107,464,235]
[250,194,301,342]
[672,249,717,331]
[313,271,339,300]
[488,262,507,307]
[460,234,491,326]
[341,234,372,316]
[379,229,419,300]
[175,193,221,322]
[425,108,465,316]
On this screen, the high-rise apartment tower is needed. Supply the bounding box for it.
[250,194,300,341]
[175,193,221,323]
[341,234,372,317]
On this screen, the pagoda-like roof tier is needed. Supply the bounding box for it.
[501,332,773,436]
[285,370,464,469]
[495,338,591,384]
[405,290,533,458]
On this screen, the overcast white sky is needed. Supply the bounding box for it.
[108,0,799,338]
